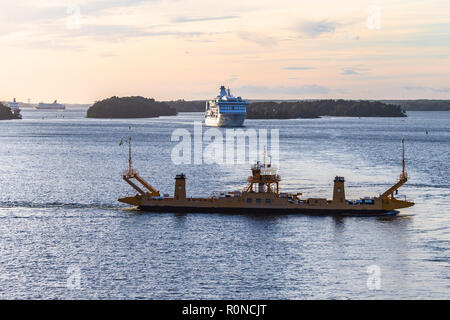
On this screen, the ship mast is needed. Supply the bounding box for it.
[122,135,161,198]
[263,146,267,166]
[380,139,408,199]
[128,136,132,173]
[402,138,406,178]
[245,148,280,196]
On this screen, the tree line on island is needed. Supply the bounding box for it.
[86,96,407,119]
[247,100,406,118]
[380,100,450,111]
[2,97,448,120]
[86,96,177,118]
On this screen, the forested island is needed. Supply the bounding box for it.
[85,97,412,119]
[0,103,21,120]
[381,100,450,111]
[86,96,177,118]
[161,99,407,118]
[247,100,406,119]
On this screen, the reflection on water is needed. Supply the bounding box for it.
[0,110,448,299]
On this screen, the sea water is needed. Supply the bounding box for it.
[0,109,448,299]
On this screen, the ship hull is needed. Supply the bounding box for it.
[137,205,398,217]
[205,113,246,127]
[35,107,65,110]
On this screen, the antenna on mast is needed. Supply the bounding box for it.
[402,138,406,176]
[263,145,267,166]
[128,136,132,173]
[127,125,133,174]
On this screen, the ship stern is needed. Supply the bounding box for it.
[216,113,246,127]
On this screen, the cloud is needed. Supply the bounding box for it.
[342,31,360,41]
[79,0,158,15]
[78,25,204,40]
[341,68,361,75]
[403,86,428,91]
[340,67,369,76]
[238,85,330,95]
[0,2,65,24]
[404,86,450,93]
[434,88,450,93]
[0,1,160,39]
[26,40,87,51]
[296,20,340,37]
[227,75,239,82]
[284,66,314,70]
[237,32,277,47]
[171,16,239,23]
[0,0,153,24]
[33,22,207,43]
[70,24,153,40]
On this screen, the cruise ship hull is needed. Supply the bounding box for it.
[205,113,246,127]
[35,106,65,110]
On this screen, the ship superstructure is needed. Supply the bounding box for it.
[36,100,66,110]
[119,140,414,216]
[8,98,22,119]
[205,86,248,127]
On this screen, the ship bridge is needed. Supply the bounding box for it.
[8,98,19,110]
[211,86,248,114]
[246,161,281,195]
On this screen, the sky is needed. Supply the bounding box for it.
[0,0,449,103]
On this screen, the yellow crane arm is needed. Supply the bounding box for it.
[123,176,146,195]
[122,136,161,197]
[381,139,409,199]
[133,173,160,197]
[380,174,408,198]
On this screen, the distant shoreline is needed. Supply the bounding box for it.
[4,99,450,111]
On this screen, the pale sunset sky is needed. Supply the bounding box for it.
[1,0,449,103]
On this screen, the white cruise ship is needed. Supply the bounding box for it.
[8,98,22,119]
[36,100,66,110]
[205,86,248,127]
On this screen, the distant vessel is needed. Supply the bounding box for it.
[36,100,66,110]
[8,98,22,119]
[119,139,414,216]
[205,86,248,127]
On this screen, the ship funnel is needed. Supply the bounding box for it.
[219,86,227,97]
[333,176,346,203]
[174,173,186,200]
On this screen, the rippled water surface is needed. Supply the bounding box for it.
[0,109,448,299]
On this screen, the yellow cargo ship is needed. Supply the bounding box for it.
[119,140,414,216]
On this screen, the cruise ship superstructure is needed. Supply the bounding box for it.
[36,100,66,110]
[205,86,248,127]
[8,98,22,119]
